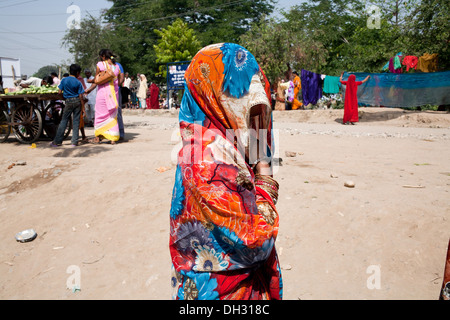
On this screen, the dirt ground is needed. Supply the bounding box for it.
[0,107,449,300]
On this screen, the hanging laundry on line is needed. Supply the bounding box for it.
[343,71,450,108]
[301,69,323,106]
[323,75,341,94]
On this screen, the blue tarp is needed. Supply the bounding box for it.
[342,71,450,108]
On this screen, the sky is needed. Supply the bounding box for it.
[0,0,303,77]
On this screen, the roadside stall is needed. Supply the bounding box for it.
[0,86,71,144]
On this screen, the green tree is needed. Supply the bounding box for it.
[281,0,366,74]
[104,0,166,80]
[62,15,113,72]
[240,18,290,83]
[153,19,201,78]
[372,0,417,25]
[402,0,450,70]
[182,0,275,45]
[32,65,61,80]
[334,18,403,72]
[103,0,275,82]
[240,17,327,83]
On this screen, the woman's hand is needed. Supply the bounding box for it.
[255,160,272,176]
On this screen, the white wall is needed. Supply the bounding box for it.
[0,57,21,88]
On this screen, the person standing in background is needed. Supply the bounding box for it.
[291,71,303,110]
[136,73,141,107]
[84,69,97,126]
[88,48,120,144]
[75,75,88,142]
[123,72,131,88]
[122,72,131,109]
[339,72,370,125]
[113,58,125,140]
[137,74,148,109]
[50,72,60,87]
[129,75,138,109]
[149,83,160,109]
[50,64,84,147]
[130,76,139,109]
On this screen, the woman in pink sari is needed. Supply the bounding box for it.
[89,49,120,144]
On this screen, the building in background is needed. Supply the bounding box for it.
[0,57,21,89]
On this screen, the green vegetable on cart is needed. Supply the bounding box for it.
[0,85,59,96]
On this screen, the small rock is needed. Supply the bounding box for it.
[344,181,355,188]
[285,151,297,157]
[282,264,292,270]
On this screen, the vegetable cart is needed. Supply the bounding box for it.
[0,91,72,144]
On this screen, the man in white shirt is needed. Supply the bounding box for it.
[122,72,131,109]
[123,72,131,89]
[83,69,97,126]
[20,76,51,88]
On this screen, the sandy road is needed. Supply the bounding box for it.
[0,108,449,299]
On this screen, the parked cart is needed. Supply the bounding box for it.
[0,93,72,144]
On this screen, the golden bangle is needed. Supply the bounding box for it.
[255,174,279,189]
[255,174,279,204]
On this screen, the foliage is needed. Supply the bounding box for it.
[101,0,275,83]
[240,16,327,83]
[62,0,449,87]
[240,17,291,83]
[401,0,450,70]
[280,0,366,75]
[153,19,201,78]
[32,65,61,80]
[182,0,275,45]
[333,19,404,73]
[373,0,417,25]
[62,15,112,73]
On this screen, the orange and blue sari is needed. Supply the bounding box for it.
[170,43,282,300]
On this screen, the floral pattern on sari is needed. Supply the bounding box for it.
[169,43,282,300]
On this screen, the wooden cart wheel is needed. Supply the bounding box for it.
[43,101,72,140]
[11,102,43,144]
[0,108,11,143]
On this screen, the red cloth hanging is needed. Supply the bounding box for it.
[402,55,418,71]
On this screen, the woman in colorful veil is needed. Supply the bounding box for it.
[169,43,282,300]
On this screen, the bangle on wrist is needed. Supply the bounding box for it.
[255,174,279,204]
